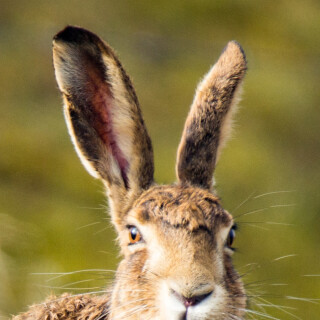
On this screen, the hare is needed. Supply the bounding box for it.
[14,26,247,320]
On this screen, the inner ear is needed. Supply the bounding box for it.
[53,26,154,207]
[62,48,130,187]
[82,56,130,187]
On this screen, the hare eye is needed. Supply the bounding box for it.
[128,226,142,244]
[227,226,236,248]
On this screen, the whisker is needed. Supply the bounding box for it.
[255,295,301,320]
[241,223,269,231]
[253,190,294,199]
[77,206,105,211]
[272,254,297,262]
[237,221,293,226]
[105,298,151,319]
[59,278,104,288]
[35,284,105,291]
[76,221,102,230]
[234,207,268,220]
[33,269,117,275]
[224,311,243,320]
[237,262,260,272]
[31,269,117,283]
[269,204,296,208]
[231,191,256,214]
[256,303,296,310]
[234,203,295,220]
[241,308,281,320]
[115,305,149,320]
[94,226,111,235]
[285,296,320,304]
[264,221,294,226]
[244,280,289,290]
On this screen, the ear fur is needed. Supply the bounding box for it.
[52,26,154,227]
[176,41,247,189]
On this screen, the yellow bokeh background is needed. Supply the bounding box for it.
[1,1,319,318]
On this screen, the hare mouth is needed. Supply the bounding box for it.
[159,282,228,320]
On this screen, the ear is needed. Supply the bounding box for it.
[52,26,154,228]
[176,41,247,189]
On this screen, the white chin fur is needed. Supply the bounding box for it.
[159,282,225,320]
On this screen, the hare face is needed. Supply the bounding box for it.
[110,186,246,320]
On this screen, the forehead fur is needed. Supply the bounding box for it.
[131,185,232,231]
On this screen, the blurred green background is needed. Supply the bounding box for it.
[1,0,319,319]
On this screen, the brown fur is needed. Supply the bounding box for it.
[14,26,248,319]
[176,41,247,189]
[14,294,109,320]
[132,185,225,231]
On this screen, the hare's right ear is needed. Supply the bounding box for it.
[176,41,247,190]
[52,26,154,228]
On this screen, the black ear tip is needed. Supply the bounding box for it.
[53,26,81,42]
[53,25,97,44]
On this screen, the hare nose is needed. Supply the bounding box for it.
[172,290,213,307]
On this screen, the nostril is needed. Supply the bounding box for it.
[183,291,212,307]
[172,289,213,308]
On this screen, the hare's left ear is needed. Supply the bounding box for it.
[176,41,247,190]
[52,26,154,226]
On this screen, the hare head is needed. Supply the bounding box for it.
[52,26,247,320]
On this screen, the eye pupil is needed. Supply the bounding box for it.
[131,228,137,240]
[227,228,235,247]
[129,227,141,244]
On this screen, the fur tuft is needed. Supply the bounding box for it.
[13,294,109,320]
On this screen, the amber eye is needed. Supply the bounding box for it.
[227,227,236,248]
[128,226,142,244]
